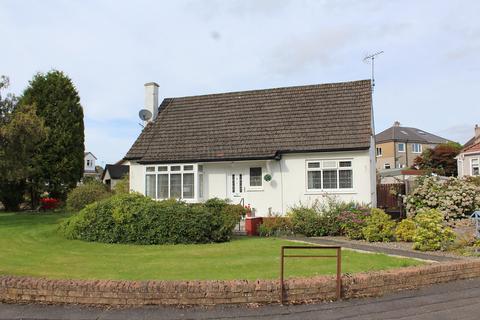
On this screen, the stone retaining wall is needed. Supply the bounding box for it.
[1,260,480,306]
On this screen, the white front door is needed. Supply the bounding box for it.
[229,172,245,198]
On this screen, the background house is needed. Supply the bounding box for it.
[375,122,450,170]
[457,124,480,177]
[102,164,129,190]
[83,152,98,179]
[124,80,376,216]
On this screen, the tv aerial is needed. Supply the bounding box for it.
[363,51,384,91]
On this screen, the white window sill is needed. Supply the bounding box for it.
[247,187,264,192]
[305,190,357,195]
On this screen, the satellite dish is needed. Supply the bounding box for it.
[138,109,152,121]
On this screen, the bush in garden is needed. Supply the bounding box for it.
[412,208,455,251]
[60,194,244,244]
[113,174,129,194]
[258,215,293,237]
[287,197,363,237]
[66,180,111,211]
[337,208,370,240]
[395,218,416,242]
[405,176,480,221]
[362,208,396,242]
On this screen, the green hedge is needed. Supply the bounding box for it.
[59,194,245,244]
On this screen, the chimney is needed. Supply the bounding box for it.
[475,124,480,140]
[144,82,159,121]
[393,121,401,127]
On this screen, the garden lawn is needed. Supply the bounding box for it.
[0,212,423,280]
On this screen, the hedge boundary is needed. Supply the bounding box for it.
[1,260,480,306]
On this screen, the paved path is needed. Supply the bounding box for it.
[288,237,461,262]
[2,278,480,319]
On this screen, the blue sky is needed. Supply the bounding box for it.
[1,0,479,166]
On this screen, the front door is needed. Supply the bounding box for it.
[229,173,245,198]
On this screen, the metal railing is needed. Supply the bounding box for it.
[280,245,342,304]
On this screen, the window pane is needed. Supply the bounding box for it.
[398,143,405,152]
[323,170,338,189]
[170,174,181,198]
[158,166,168,172]
[308,162,320,169]
[239,174,243,192]
[183,173,194,199]
[171,165,181,171]
[339,161,352,168]
[323,161,337,169]
[146,166,155,172]
[199,173,204,198]
[157,174,169,199]
[183,165,194,171]
[232,174,235,193]
[145,174,156,198]
[308,171,322,189]
[339,170,353,188]
[250,167,262,187]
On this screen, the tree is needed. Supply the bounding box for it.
[413,142,462,176]
[20,70,85,199]
[0,77,47,210]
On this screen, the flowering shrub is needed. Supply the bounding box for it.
[405,176,480,221]
[362,208,396,242]
[412,208,455,251]
[337,208,370,240]
[395,218,416,242]
[40,197,59,210]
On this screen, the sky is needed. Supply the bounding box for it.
[1,0,479,166]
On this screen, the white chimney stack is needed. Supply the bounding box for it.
[144,82,159,121]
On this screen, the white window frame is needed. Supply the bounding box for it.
[412,143,422,154]
[144,163,200,202]
[248,167,263,189]
[397,142,406,152]
[384,163,391,169]
[471,158,480,176]
[305,159,354,193]
[376,147,382,157]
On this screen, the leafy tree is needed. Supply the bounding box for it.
[0,77,47,210]
[20,70,85,199]
[413,142,462,176]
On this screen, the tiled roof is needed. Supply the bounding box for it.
[462,141,480,154]
[125,80,373,163]
[375,126,450,144]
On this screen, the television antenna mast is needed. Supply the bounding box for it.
[363,51,384,91]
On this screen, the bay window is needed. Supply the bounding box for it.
[145,164,202,201]
[306,160,353,191]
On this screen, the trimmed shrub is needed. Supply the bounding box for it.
[395,218,416,242]
[338,208,370,240]
[258,215,293,237]
[66,181,111,212]
[59,194,244,244]
[413,208,455,251]
[362,208,396,242]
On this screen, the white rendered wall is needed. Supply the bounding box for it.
[128,150,374,216]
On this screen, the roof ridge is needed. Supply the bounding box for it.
[163,79,371,101]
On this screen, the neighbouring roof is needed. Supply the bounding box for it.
[102,164,129,180]
[375,125,450,144]
[125,80,373,163]
[461,141,480,155]
[84,152,97,159]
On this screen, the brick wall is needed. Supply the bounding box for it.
[1,260,480,306]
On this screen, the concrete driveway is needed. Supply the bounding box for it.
[1,278,480,320]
